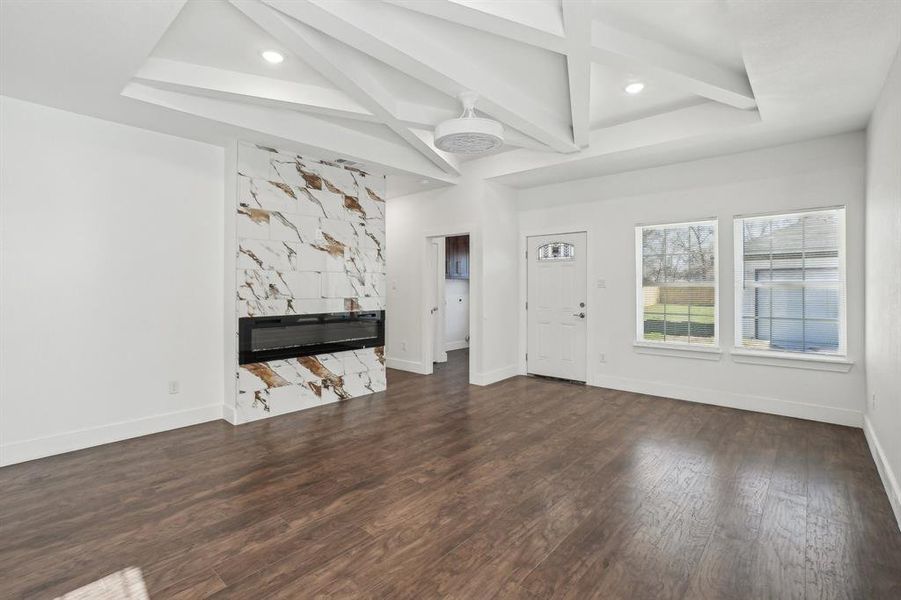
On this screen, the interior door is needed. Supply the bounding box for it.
[430,239,447,363]
[527,232,587,381]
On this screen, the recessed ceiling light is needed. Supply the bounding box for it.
[261,50,284,64]
[624,82,645,95]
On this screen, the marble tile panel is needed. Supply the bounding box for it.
[269,212,319,244]
[237,240,298,271]
[236,206,270,240]
[238,175,299,213]
[319,218,358,249]
[321,271,358,298]
[296,244,345,273]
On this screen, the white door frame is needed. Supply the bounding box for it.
[421,226,478,383]
[519,228,591,380]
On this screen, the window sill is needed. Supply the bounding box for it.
[633,341,723,361]
[730,348,854,372]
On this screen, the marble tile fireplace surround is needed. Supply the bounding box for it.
[233,142,387,423]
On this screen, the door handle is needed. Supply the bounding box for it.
[431,307,439,314]
[573,312,585,319]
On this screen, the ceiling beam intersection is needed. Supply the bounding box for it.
[264,0,579,153]
[381,0,756,112]
[232,0,461,175]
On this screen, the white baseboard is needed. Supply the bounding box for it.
[222,403,238,425]
[589,374,863,428]
[445,340,469,351]
[386,356,432,374]
[472,364,519,386]
[0,404,225,467]
[863,415,901,532]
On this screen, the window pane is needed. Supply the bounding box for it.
[803,212,839,252]
[665,254,690,283]
[643,308,665,341]
[805,320,840,353]
[689,224,716,252]
[642,229,664,255]
[688,254,715,282]
[804,265,839,281]
[743,221,771,254]
[769,261,804,281]
[665,228,690,254]
[771,287,803,319]
[538,242,574,261]
[771,319,805,352]
[657,287,691,311]
[642,256,665,285]
[805,287,840,319]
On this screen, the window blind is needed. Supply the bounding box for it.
[637,221,717,346]
[735,208,845,355]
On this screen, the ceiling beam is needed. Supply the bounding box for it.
[122,82,458,181]
[470,102,761,181]
[591,22,757,110]
[264,0,579,153]
[133,57,377,122]
[382,0,565,52]
[561,0,592,148]
[233,0,461,176]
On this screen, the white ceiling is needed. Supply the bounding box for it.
[1,0,899,198]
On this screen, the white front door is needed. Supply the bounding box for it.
[527,232,587,381]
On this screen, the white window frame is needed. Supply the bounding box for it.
[634,219,720,355]
[732,207,848,362]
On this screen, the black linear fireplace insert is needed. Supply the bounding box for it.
[239,311,385,364]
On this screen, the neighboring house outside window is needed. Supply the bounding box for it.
[636,220,718,346]
[734,208,845,355]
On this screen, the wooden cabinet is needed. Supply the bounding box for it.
[445,235,469,280]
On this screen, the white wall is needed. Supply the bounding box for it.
[445,277,469,350]
[0,96,225,465]
[864,49,901,528]
[517,132,867,427]
[386,172,518,383]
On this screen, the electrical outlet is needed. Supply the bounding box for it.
[596,279,607,288]
[401,341,407,352]
[871,392,877,410]
[599,353,606,363]
[168,380,180,395]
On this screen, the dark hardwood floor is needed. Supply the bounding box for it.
[1,349,900,599]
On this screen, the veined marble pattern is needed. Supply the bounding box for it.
[237,347,387,422]
[234,143,387,423]
[236,143,386,319]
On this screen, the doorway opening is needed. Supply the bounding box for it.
[425,233,471,381]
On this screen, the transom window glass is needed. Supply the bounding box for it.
[735,208,845,355]
[538,242,575,261]
[636,221,717,346]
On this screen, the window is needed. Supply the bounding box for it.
[538,242,574,261]
[636,220,717,346]
[734,207,845,355]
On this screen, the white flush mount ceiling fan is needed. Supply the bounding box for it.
[434,91,504,154]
